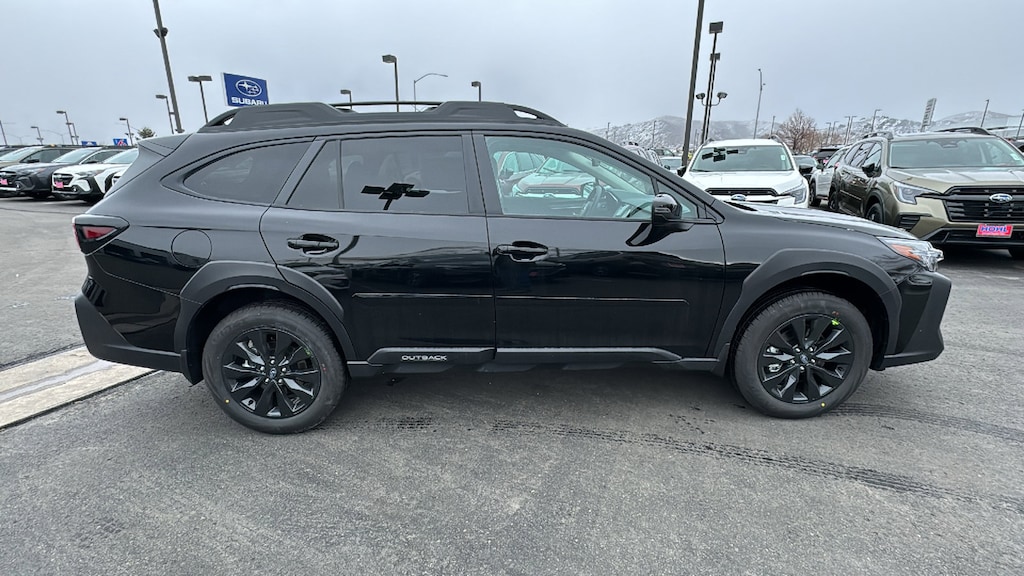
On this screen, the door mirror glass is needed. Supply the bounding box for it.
[652,193,682,223]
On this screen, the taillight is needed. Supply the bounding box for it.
[73,215,128,253]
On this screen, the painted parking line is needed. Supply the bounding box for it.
[0,347,153,428]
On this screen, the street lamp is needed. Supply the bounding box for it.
[980,99,990,128]
[156,94,174,134]
[753,68,765,138]
[681,0,706,160]
[339,89,352,108]
[700,21,724,144]
[119,117,134,146]
[152,0,184,133]
[844,114,855,144]
[1016,108,1023,140]
[870,108,882,131]
[413,72,447,110]
[30,125,44,144]
[55,110,76,145]
[382,54,399,112]
[695,91,727,142]
[0,119,7,146]
[187,75,213,123]
[471,80,482,102]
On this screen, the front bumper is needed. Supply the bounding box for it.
[0,173,49,196]
[54,176,101,198]
[877,271,951,369]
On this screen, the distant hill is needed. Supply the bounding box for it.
[591,110,1024,150]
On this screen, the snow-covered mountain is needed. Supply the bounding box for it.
[591,110,1024,149]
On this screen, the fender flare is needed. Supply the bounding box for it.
[175,261,356,377]
[710,248,901,361]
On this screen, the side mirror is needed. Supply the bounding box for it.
[862,163,878,177]
[652,193,682,223]
[24,158,40,164]
[498,168,513,180]
[799,165,813,175]
[676,166,686,176]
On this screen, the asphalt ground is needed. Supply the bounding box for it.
[1,197,1022,575]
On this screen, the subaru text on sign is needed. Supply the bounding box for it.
[223,73,269,107]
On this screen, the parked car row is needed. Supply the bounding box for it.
[0,145,135,201]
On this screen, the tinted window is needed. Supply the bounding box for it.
[184,142,307,204]
[845,143,870,167]
[340,136,468,215]
[484,136,694,220]
[287,141,340,210]
[35,149,69,163]
[862,144,882,168]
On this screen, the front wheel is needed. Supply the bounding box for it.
[827,185,840,212]
[732,292,872,418]
[202,303,347,434]
[865,202,885,224]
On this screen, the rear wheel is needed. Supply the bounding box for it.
[809,181,821,207]
[732,292,872,418]
[1010,248,1024,260]
[202,303,347,434]
[827,184,840,212]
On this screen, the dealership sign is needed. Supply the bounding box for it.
[223,73,269,107]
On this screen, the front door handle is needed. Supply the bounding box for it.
[287,235,340,254]
[495,242,549,262]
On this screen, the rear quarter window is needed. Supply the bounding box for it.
[183,142,308,205]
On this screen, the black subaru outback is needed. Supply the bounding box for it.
[73,101,950,433]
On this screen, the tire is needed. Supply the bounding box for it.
[865,202,884,224]
[202,302,346,434]
[26,191,51,200]
[827,185,839,212]
[1010,247,1024,260]
[809,194,821,208]
[732,292,872,418]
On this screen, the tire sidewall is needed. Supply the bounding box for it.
[202,304,346,434]
[732,292,872,418]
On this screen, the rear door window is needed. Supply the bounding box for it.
[286,141,341,210]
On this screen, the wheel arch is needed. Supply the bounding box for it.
[175,261,355,383]
[711,249,900,376]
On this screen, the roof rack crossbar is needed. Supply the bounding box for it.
[936,126,994,135]
[861,130,894,140]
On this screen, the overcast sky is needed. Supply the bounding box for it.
[3,0,1023,144]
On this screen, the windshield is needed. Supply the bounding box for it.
[691,145,793,172]
[536,157,584,175]
[661,157,683,169]
[103,149,140,164]
[52,148,102,164]
[0,147,40,162]
[889,138,1024,169]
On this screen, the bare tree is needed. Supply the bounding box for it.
[775,109,819,153]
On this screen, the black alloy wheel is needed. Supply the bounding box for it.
[827,185,840,212]
[203,303,346,433]
[757,314,853,403]
[732,291,871,418]
[220,328,321,418]
[866,203,885,224]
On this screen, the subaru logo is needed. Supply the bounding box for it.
[989,193,1013,204]
[730,194,748,202]
[235,79,263,97]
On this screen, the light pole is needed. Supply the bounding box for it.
[382,54,399,112]
[30,126,44,144]
[339,89,352,108]
[695,92,728,142]
[825,121,835,143]
[0,119,7,146]
[768,115,776,138]
[681,0,706,161]
[152,0,183,133]
[412,72,447,110]
[56,110,76,145]
[119,117,134,146]
[68,122,78,144]
[156,94,174,134]
[980,99,990,128]
[187,75,213,123]
[870,108,882,131]
[753,67,765,138]
[700,21,724,146]
[1016,109,1023,139]
[844,114,855,144]
[471,80,482,102]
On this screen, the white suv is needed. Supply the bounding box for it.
[682,139,809,207]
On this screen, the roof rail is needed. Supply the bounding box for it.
[861,130,894,140]
[199,100,564,133]
[936,126,993,136]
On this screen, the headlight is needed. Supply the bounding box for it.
[892,181,934,205]
[878,237,943,271]
[780,181,807,203]
[75,169,106,178]
[22,167,48,175]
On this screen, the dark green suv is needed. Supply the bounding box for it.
[829,129,1024,259]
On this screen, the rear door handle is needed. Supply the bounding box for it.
[287,235,340,254]
[495,242,549,262]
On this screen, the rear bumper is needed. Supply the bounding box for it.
[75,292,181,373]
[877,271,951,369]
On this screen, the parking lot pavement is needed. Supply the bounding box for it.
[0,198,89,368]
[1,200,1022,574]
